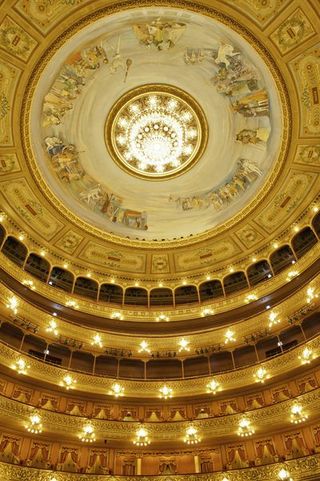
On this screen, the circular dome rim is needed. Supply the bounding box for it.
[22,0,291,249]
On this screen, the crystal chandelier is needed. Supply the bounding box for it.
[159,384,173,399]
[178,338,190,352]
[91,333,103,348]
[107,85,206,180]
[237,418,254,437]
[6,296,19,314]
[224,329,236,344]
[139,340,151,353]
[80,423,96,443]
[184,425,200,444]
[109,382,125,397]
[268,311,280,327]
[26,412,43,434]
[133,426,150,446]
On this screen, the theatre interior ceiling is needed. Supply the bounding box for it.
[0,0,319,479]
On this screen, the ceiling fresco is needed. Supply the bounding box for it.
[30,7,283,240]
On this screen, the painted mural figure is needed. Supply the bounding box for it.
[236,127,270,144]
[232,89,269,117]
[133,19,186,50]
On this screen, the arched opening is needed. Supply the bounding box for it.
[25,253,50,281]
[146,359,182,379]
[48,267,74,292]
[233,345,257,368]
[119,359,144,379]
[270,245,296,274]
[95,355,118,377]
[256,336,280,360]
[22,334,47,360]
[312,211,320,237]
[301,313,320,339]
[175,285,198,305]
[46,343,71,367]
[210,351,233,373]
[224,271,248,295]
[199,280,224,302]
[279,326,304,351]
[150,288,174,307]
[74,277,99,299]
[1,236,27,266]
[124,287,148,306]
[292,227,317,258]
[247,260,273,286]
[184,356,209,377]
[99,283,123,304]
[0,224,6,246]
[0,322,24,349]
[70,351,94,373]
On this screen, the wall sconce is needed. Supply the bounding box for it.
[178,338,190,352]
[11,358,29,375]
[80,423,96,443]
[237,417,254,437]
[133,426,150,446]
[299,347,316,364]
[6,296,19,314]
[60,375,76,390]
[206,379,220,394]
[159,384,173,399]
[290,404,308,424]
[224,329,236,344]
[254,367,270,383]
[109,383,124,397]
[46,319,58,336]
[184,425,200,444]
[91,333,103,348]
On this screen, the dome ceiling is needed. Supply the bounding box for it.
[29,6,284,240]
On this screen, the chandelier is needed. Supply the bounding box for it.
[91,333,103,348]
[26,412,43,434]
[299,347,315,364]
[224,329,236,344]
[133,426,151,446]
[178,338,190,352]
[46,318,59,336]
[139,340,151,353]
[6,296,19,314]
[106,84,207,179]
[184,425,200,444]
[278,468,293,480]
